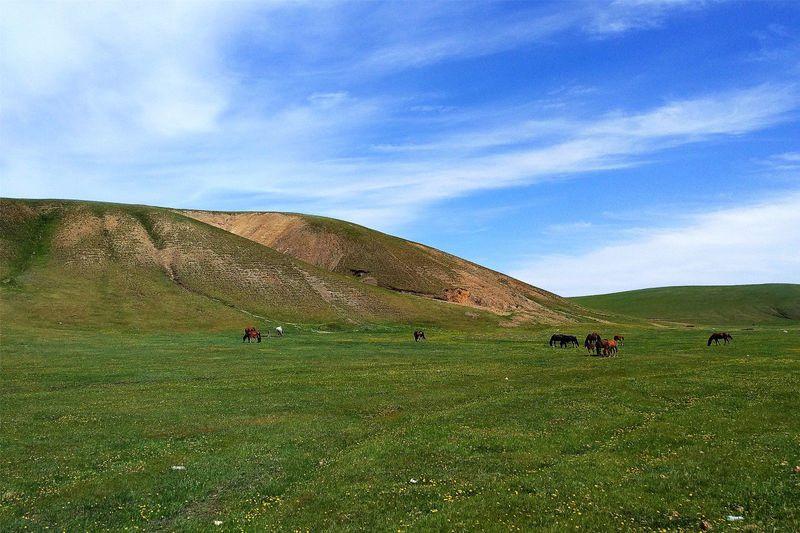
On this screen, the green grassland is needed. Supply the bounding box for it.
[2,198,800,530]
[572,284,800,326]
[2,323,800,531]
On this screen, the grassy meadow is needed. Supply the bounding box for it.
[2,323,799,531]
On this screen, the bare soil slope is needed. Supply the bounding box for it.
[183,210,579,322]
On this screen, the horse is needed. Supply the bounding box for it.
[596,338,618,357]
[414,330,426,342]
[613,335,624,346]
[561,335,579,348]
[275,326,284,337]
[243,326,261,343]
[549,334,565,347]
[707,332,732,346]
[550,333,578,347]
[584,332,601,352]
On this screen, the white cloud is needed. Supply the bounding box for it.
[511,191,800,296]
[252,84,798,227]
[1,0,795,236]
[0,1,244,142]
[761,152,800,173]
[544,221,595,235]
[588,0,711,35]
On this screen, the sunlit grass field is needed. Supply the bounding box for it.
[2,324,799,531]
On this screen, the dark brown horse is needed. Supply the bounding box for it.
[243,326,261,343]
[584,332,601,352]
[613,335,624,346]
[707,332,732,346]
[414,330,426,342]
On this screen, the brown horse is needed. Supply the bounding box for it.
[584,332,601,352]
[243,326,261,343]
[614,335,624,346]
[596,339,618,357]
[414,330,426,342]
[707,332,732,346]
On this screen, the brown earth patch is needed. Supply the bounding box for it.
[180,209,581,324]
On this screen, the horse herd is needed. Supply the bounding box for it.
[242,326,734,353]
[549,332,625,357]
[549,331,733,355]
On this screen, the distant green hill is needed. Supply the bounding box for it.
[572,284,800,326]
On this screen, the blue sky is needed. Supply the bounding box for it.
[2,0,799,295]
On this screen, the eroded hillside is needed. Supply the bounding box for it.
[183,210,581,323]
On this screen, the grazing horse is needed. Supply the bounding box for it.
[414,330,426,342]
[561,335,579,347]
[707,332,732,346]
[275,326,284,337]
[550,334,578,347]
[243,326,261,343]
[596,339,618,357]
[584,332,601,353]
[614,335,624,346]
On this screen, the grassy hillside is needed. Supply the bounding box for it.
[572,284,800,325]
[0,199,497,330]
[1,199,586,330]
[182,210,580,322]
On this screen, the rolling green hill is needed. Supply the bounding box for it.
[0,199,584,331]
[572,284,800,325]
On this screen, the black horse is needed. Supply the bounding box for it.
[550,334,579,347]
[414,330,426,342]
[562,335,579,347]
[707,332,732,346]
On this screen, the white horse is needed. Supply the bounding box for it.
[275,326,284,337]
